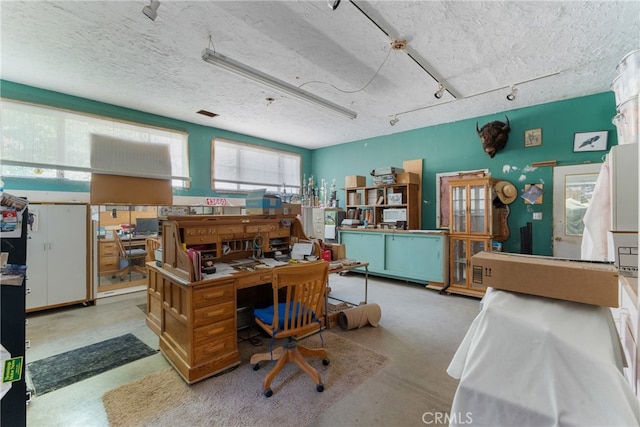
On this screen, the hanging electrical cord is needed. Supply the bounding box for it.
[298,46,393,94]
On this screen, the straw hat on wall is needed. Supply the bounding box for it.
[495,181,517,204]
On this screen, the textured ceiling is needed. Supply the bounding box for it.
[1,1,638,149]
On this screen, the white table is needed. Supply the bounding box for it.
[327,261,369,305]
[447,288,640,426]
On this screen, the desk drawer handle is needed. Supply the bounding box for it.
[206,326,226,337]
[203,342,225,354]
[202,290,226,300]
[204,308,225,318]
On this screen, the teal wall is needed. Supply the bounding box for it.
[0,80,313,198]
[1,80,618,256]
[311,92,619,255]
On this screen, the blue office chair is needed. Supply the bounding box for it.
[251,261,330,397]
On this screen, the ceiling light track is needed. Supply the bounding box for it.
[388,70,563,123]
[349,0,460,100]
[349,0,390,37]
[201,48,357,119]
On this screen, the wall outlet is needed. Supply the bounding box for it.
[533,212,542,220]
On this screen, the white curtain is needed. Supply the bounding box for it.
[580,157,612,261]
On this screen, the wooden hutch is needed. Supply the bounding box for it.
[446,176,499,297]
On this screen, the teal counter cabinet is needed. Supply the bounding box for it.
[339,229,448,286]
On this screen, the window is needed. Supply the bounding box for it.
[212,139,301,194]
[0,99,190,187]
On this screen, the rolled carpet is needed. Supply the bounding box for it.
[338,303,381,330]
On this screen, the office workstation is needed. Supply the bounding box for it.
[1,2,639,425]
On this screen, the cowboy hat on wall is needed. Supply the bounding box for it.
[494,181,517,206]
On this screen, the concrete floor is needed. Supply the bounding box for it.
[25,273,481,427]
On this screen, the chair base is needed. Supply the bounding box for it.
[119,265,147,280]
[250,340,328,396]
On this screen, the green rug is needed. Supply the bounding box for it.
[27,333,157,395]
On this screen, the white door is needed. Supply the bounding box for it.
[26,205,48,309]
[47,205,87,305]
[552,163,602,258]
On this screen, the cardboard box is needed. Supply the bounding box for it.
[326,243,346,260]
[91,174,173,205]
[471,251,619,307]
[282,203,302,216]
[245,190,282,215]
[396,172,419,185]
[326,302,351,329]
[609,231,638,278]
[348,192,362,205]
[345,175,366,188]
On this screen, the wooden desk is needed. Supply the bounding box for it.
[98,235,151,277]
[146,260,324,384]
[145,214,319,384]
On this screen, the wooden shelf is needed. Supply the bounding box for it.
[344,173,421,229]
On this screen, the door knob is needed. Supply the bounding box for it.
[554,237,562,242]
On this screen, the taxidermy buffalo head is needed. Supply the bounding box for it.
[476,116,511,158]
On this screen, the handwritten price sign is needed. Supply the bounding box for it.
[205,198,228,206]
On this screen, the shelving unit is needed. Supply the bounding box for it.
[344,172,420,229]
[446,176,497,297]
[1,205,28,426]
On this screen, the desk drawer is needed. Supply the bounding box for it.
[246,224,276,233]
[268,228,290,239]
[217,225,244,234]
[193,333,236,364]
[193,283,235,308]
[100,242,119,257]
[100,258,119,271]
[194,318,235,345]
[193,300,235,326]
[236,271,273,289]
[184,233,218,245]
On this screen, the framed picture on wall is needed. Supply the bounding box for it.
[524,128,542,147]
[522,184,543,204]
[573,131,608,152]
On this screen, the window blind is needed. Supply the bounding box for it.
[212,139,301,193]
[0,99,190,185]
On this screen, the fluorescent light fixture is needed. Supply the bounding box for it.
[201,48,357,119]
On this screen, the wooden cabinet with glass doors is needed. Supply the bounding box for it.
[447,177,498,297]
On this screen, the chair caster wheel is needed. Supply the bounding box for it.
[322,358,330,366]
[316,384,324,392]
[252,364,260,371]
[264,388,273,397]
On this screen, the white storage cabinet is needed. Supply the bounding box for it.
[26,204,89,311]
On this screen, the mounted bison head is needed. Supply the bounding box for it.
[476,116,510,158]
